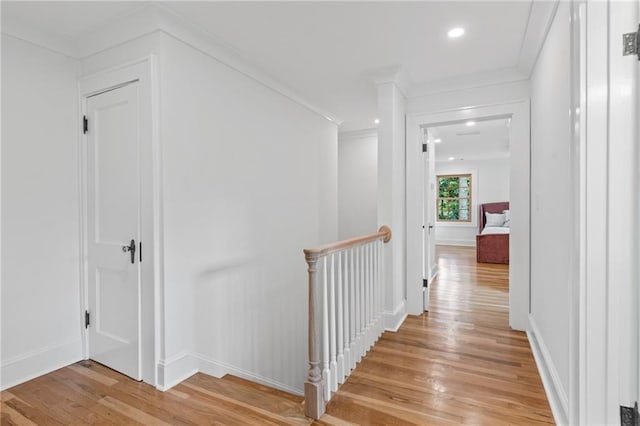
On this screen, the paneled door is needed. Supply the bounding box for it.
[86,81,142,381]
[422,129,436,311]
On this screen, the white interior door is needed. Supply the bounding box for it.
[421,131,430,312]
[422,130,437,311]
[86,81,142,381]
[427,133,437,280]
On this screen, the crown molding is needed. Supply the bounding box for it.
[408,67,528,99]
[338,127,378,141]
[75,5,167,59]
[1,15,79,58]
[365,64,411,98]
[2,4,340,125]
[516,0,560,77]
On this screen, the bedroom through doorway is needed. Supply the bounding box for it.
[421,118,512,320]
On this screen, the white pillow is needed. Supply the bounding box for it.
[485,212,505,227]
[502,210,511,228]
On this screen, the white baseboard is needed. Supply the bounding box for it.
[384,300,407,332]
[435,239,476,247]
[156,351,303,396]
[194,353,303,396]
[156,351,198,391]
[428,267,439,282]
[1,339,83,390]
[527,315,568,425]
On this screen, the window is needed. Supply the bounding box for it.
[437,174,472,222]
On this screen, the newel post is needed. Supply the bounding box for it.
[304,251,325,419]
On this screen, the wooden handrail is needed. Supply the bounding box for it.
[304,226,392,259]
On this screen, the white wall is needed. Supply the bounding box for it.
[82,32,339,393]
[159,34,338,393]
[338,129,377,239]
[529,1,570,417]
[435,157,510,246]
[1,35,82,389]
[377,82,407,329]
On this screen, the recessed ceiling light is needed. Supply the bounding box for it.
[434,138,442,143]
[466,121,476,127]
[374,119,380,124]
[448,27,465,38]
[448,157,455,161]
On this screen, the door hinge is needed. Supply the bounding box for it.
[83,115,88,134]
[85,310,90,328]
[620,402,639,426]
[422,143,427,153]
[623,24,640,60]
[423,278,428,288]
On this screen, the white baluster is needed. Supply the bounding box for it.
[364,243,371,351]
[322,257,330,402]
[367,243,373,350]
[336,251,345,383]
[378,240,383,337]
[371,243,376,344]
[352,246,358,362]
[376,240,381,337]
[329,254,338,392]
[349,248,356,371]
[358,245,365,361]
[372,242,377,340]
[342,250,350,376]
[372,242,376,338]
[364,245,369,357]
[359,244,364,354]
[367,243,376,348]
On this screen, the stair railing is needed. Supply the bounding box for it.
[303,226,392,419]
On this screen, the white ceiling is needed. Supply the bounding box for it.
[1,1,542,130]
[428,118,510,162]
[2,2,147,39]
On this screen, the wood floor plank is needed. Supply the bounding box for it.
[67,365,118,386]
[1,245,552,425]
[1,397,64,426]
[98,396,169,425]
[220,375,304,404]
[0,403,38,426]
[180,380,305,425]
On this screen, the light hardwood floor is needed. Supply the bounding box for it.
[1,245,553,425]
[323,245,553,424]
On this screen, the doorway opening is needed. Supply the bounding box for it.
[422,118,512,316]
[406,100,530,331]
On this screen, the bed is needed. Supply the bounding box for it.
[476,202,510,264]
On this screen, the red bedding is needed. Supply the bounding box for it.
[476,202,509,264]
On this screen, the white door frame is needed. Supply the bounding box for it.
[78,56,161,386]
[575,0,640,423]
[406,100,531,330]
